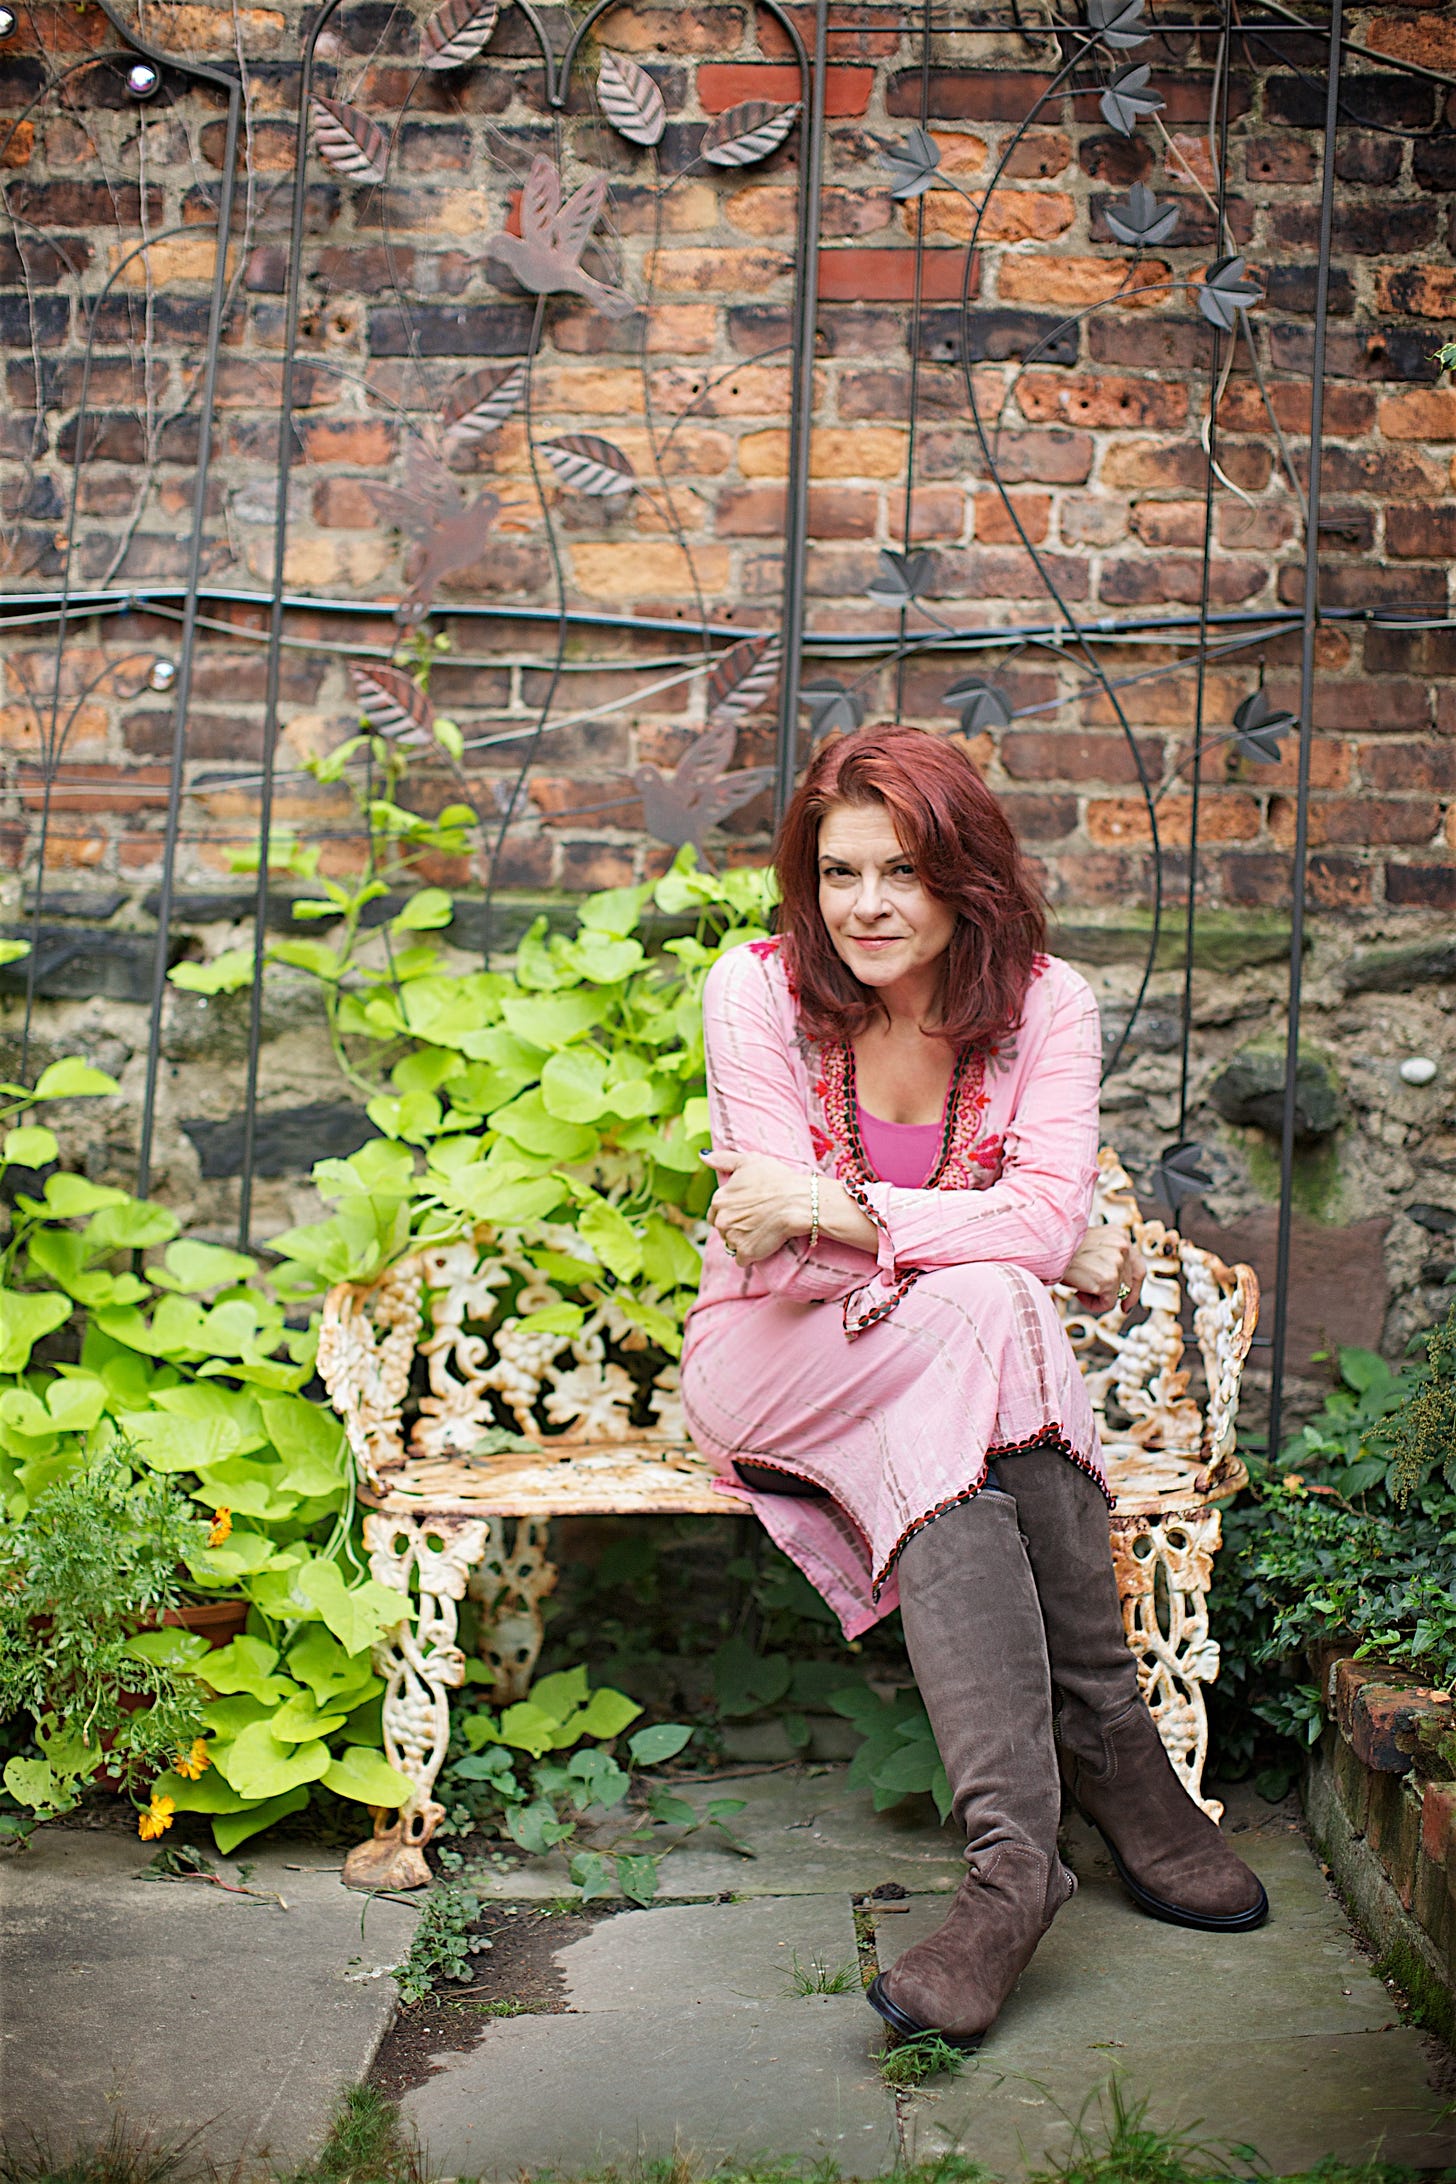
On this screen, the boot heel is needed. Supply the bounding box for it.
[866,1975,984,2053]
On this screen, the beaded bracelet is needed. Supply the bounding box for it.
[807,1172,820,1253]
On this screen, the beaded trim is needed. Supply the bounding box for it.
[869,1427,1115,1600]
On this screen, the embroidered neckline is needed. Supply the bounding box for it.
[840,1040,972,1190]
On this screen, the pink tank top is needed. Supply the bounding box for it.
[856,1102,942,1188]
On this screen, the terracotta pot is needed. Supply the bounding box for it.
[163,1599,249,1647]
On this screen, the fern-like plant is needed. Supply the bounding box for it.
[1388,1300,1456,1506]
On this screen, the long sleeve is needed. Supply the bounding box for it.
[854,965,1102,1288]
[701,944,878,1303]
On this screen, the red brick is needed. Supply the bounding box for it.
[1335,1660,1452,1772]
[967,430,1092,485]
[1001,731,1159,785]
[1270,796,1439,849]
[817,248,977,303]
[1387,863,1456,910]
[1421,1778,1456,1869]
[1387,504,1456,559]
[973,491,1051,545]
[1000,791,1077,840]
[1359,741,1456,793]
[695,63,871,115]
[1018,372,1189,431]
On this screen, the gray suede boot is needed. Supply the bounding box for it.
[867,1489,1075,2050]
[996,1446,1268,1933]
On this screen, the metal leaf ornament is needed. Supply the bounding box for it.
[1150,1141,1212,1218]
[1104,180,1180,249]
[801,679,865,739]
[483,155,634,320]
[1199,255,1264,331]
[1232,687,1296,762]
[440,363,528,453]
[883,125,941,202]
[945,675,1013,734]
[702,100,801,169]
[310,96,389,184]
[706,634,781,728]
[365,437,501,614]
[350,662,434,746]
[1098,64,1163,136]
[421,0,500,69]
[597,51,666,147]
[1087,0,1148,49]
[633,721,773,853]
[540,434,636,498]
[868,548,933,605]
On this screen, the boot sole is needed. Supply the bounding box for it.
[865,1974,984,2052]
[1092,1824,1270,1932]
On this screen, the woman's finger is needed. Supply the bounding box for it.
[700,1150,742,1175]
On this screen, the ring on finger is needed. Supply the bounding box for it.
[1117,1280,1132,1304]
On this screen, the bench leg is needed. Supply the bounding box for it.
[468,1518,558,1705]
[1109,1508,1225,1823]
[342,1512,493,1891]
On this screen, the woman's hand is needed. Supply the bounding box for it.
[702,1149,811,1266]
[1063,1225,1144,1315]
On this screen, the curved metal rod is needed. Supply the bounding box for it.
[237,0,352,1247]
[81,3,245,1196]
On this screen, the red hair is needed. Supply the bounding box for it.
[773,726,1046,1050]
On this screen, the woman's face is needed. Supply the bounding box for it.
[817,800,958,1002]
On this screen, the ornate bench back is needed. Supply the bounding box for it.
[319,1146,1258,1506]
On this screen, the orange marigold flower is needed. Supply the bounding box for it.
[174,1739,210,1781]
[1281,1473,1305,1493]
[207,1507,233,1547]
[137,1794,176,1841]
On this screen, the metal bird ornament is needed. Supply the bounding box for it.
[633,721,773,854]
[483,155,635,321]
[365,435,500,618]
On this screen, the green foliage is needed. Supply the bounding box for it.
[392,1863,492,2006]
[875,2032,967,2088]
[439,1661,745,1907]
[785,1953,859,1997]
[1210,1307,1456,1793]
[831,1683,950,1818]
[0,1443,209,1820]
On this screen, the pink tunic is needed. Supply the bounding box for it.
[680,938,1111,1640]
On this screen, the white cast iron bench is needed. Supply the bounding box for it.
[319,1148,1258,1890]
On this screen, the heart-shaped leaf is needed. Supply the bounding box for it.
[540,434,637,497]
[1232,687,1296,762]
[800,678,865,738]
[706,633,780,729]
[349,662,434,745]
[1103,179,1180,248]
[1098,63,1162,136]
[882,124,941,202]
[1087,0,1149,49]
[867,548,933,604]
[421,0,499,68]
[310,96,389,184]
[944,675,1013,734]
[1150,1140,1212,1215]
[441,362,527,450]
[702,99,801,169]
[1199,254,1264,331]
[597,50,666,147]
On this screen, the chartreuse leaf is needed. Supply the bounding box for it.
[197,1638,298,1704]
[433,1165,566,1228]
[0,1291,72,1373]
[296,1558,406,1653]
[213,1789,313,1854]
[286,1628,381,1709]
[213,1722,332,1800]
[270,1693,350,1743]
[3,1756,74,1813]
[4,1125,58,1168]
[490,1089,597,1163]
[322,1747,412,1807]
[84,1199,180,1254]
[562,932,644,985]
[540,1048,611,1124]
[146,1766,254,1816]
[501,991,605,1047]
[190,1528,289,1581]
[259,1396,346,1495]
[34,1059,120,1101]
[392,887,454,932]
[640,1216,702,1290]
[497,1703,561,1758]
[116,1410,240,1473]
[526,1667,590,1723]
[169,949,256,996]
[189,1456,301,1520]
[150,1240,258,1293]
[577,1197,642,1282]
[613,1293,681,1358]
[124,1628,213,1672]
[565,1687,642,1741]
[34,1174,128,1220]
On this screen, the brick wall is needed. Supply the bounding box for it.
[1,0,1454,913]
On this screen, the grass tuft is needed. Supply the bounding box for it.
[875,2032,969,2089]
[0,2119,204,2184]
[784,1954,860,1998]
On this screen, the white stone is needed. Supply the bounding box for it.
[1400,1056,1439,1086]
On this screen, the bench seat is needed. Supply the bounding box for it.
[320,1148,1258,1890]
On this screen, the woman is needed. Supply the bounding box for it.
[681,726,1267,2052]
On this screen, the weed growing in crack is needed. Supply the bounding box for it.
[785,1954,860,1997]
[875,2033,968,2089]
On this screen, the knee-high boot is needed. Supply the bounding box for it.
[996,1447,1267,1932]
[867,1489,1075,2049]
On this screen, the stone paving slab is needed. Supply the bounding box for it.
[560,1896,864,2012]
[471,1765,964,1903]
[0,1829,417,2166]
[878,1813,1454,2171]
[401,1998,900,2179]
